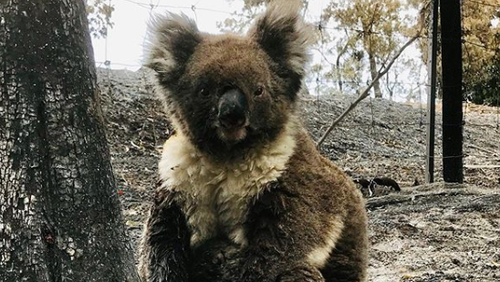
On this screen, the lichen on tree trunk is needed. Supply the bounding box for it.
[0,1,139,281]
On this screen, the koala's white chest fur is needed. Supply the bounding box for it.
[158,127,296,247]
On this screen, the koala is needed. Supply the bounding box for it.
[138,1,368,282]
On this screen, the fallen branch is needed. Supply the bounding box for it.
[366,187,480,209]
[465,164,500,169]
[316,35,419,147]
[467,143,499,156]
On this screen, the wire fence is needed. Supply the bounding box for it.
[95,0,500,191]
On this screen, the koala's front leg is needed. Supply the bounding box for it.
[240,261,325,282]
[236,187,328,282]
[138,190,191,282]
[276,264,325,282]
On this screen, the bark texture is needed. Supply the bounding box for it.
[0,1,139,281]
[368,52,382,99]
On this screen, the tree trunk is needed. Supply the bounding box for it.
[0,1,139,281]
[368,52,383,98]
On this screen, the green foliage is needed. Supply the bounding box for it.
[419,0,500,104]
[461,0,500,105]
[468,56,500,106]
[85,0,114,38]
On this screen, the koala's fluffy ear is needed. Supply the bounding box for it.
[248,0,314,77]
[145,13,201,74]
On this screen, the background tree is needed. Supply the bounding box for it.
[86,0,115,38]
[462,0,500,105]
[417,0,500,105]
[321,0,411,98]
[0,1,139,281]
[218,0,267,32]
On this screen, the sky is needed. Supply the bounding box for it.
[91,0,325,70]
[92,0,245,70]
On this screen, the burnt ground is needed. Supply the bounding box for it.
[98,68,500,281]
[367,184,499,282]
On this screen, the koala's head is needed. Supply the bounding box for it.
[146,0,313,160]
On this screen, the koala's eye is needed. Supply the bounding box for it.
[198,87,209,97]
[254,86,264,96]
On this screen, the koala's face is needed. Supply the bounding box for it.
[177,37,287,147]
[147,0,313,159]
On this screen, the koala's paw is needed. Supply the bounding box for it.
[190,238,242,282]
[276,264,325,282]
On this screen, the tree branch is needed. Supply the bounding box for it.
[315,34,420,148]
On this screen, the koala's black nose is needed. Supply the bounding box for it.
[218,88,248,129]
